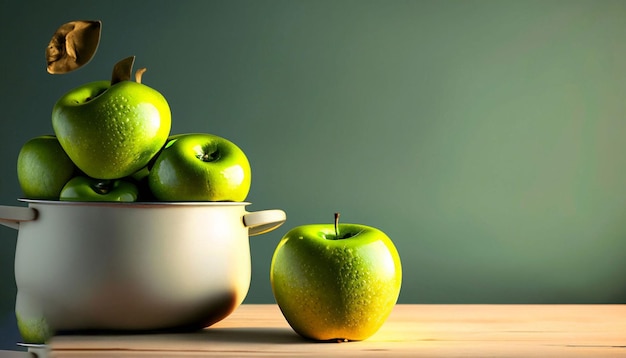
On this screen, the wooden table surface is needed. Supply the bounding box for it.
[12,304,626,357]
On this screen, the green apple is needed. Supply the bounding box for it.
[60,176,138,202]
[148,133,251,201]
[15,313,51,344]
[17,135,77,200]
[127,167,157,202]
[51,57,171,179]
[15,292,51,344]
[270,213,402,341]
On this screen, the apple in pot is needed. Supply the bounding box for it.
[17,135,77,200]
[60,176,139,202]
[51,56,171,179]
[148,133,251,202]
[270,213,402,341]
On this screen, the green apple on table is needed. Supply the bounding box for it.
[148,133,251,201]
[270,213,402,341]
[16,314,50,345]
[60,176,139,202]
[51,56,171,180]
[15,292,51,344]
[17,135,77,200]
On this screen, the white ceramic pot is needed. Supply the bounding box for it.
[0,199,286,335]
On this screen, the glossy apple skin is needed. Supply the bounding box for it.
[148,133,251,202]
[52,80,171,180]
[270,223,402,341]
[59,176,139,202]
[17,135,77,200]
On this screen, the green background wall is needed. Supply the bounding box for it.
[1,0,626,349]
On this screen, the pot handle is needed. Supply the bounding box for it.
[243,209,286,236]
[0,205,37,230]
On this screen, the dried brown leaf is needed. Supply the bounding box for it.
[46,20,102,74]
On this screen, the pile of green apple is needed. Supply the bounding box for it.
[18,27,250,202]
[18,129,251,202]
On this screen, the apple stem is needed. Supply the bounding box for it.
[334,212,340,238]
[135,68,147,84]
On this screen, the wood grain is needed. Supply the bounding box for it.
[46,304,626,357]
